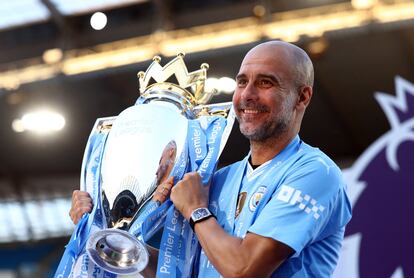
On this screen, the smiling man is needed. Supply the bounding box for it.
[171,40,352,277]
[71,40,352,277]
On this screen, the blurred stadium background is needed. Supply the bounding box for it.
[1,0,414,277]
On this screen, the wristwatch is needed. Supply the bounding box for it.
[189,207,215,231]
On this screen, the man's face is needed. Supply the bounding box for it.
[233,46,298,142]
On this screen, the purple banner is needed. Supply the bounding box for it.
[334,76,414,278]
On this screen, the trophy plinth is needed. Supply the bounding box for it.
[87,229,149,275]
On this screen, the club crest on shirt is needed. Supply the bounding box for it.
[249,186,267,212]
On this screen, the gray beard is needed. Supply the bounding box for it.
[240,117,289,142]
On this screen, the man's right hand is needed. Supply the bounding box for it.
[69,190,93,224]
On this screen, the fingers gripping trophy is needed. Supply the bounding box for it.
[55,53,235,277]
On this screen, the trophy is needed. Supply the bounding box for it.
[56,53,235,277]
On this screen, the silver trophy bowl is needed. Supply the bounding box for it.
[100,101,188,230]
[83,54,234,275]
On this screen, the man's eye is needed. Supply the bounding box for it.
[259,80,273,87]
[237,80,247,87]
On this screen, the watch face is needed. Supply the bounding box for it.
[192,208,210,221]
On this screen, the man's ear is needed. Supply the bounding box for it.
[297,86,312,109]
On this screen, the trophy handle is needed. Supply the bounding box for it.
[80,116,115,194]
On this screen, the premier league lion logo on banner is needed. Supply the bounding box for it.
[334,76,414,278]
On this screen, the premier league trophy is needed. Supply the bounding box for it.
[55,53,235,277]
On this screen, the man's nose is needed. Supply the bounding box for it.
[241,82,259,101]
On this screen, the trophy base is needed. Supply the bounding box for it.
[86,229,149,275]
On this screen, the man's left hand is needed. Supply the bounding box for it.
[152,176,174,204]
[170,172,209,220]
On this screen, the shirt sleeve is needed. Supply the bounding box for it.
[248,155,351,257]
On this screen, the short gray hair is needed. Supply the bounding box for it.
[290,45,314,88]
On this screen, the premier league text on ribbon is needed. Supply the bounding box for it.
[159,208,181,274]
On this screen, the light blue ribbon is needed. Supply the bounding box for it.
[155,116,227,278]
[55,130,112,278]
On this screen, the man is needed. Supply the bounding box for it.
[71,40,352,277]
